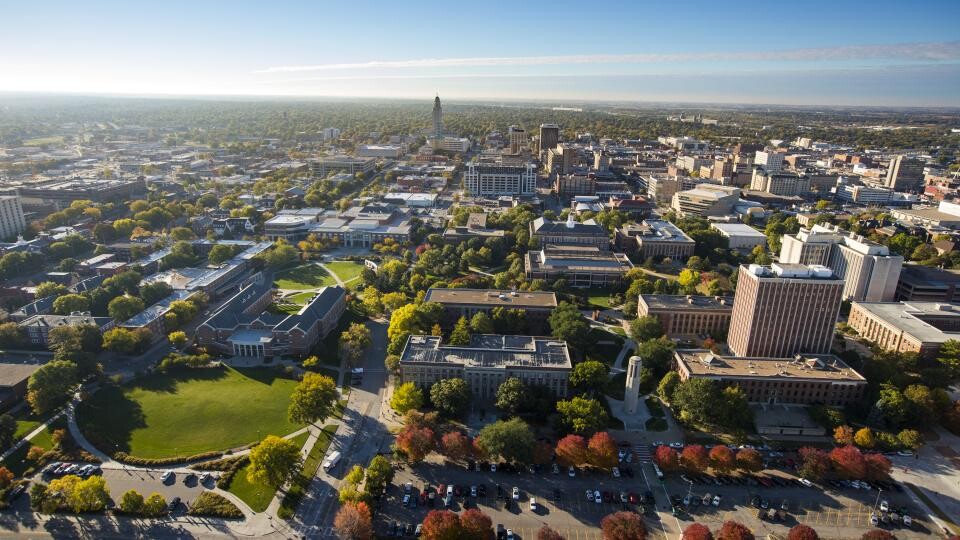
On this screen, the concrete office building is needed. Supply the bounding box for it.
[310,156,377,177]
[779,224,903,302]
[848,301,960,358]
[0,196,26,240]
[554,174,596,198]
[546,144,577,175]
[525,245,633,287]
[896,265,960,302]
[615,220,695,260]
[464,162,537,196]
[638,294,733,338]
[16,177,146,211]
[508,126,527,154]
[423,288,557,333]
[754,151,784,173]
[539,124,560,154]
[884,156,924,191]
[671,184,740,217]
[728,263,844,358]
[711,223,767,250]
[399,334,572,399]
[749,169,810,196]
[529,215,609,249]
[673,350,866,407]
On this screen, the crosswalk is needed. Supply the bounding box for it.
[635,443,652,463]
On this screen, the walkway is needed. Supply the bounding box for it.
[0,409,64,463]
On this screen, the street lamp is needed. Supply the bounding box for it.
[873,487,884,513]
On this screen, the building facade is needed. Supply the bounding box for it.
[463,162,537,196]
[524,245,633,287]
[671,184,740,217]
[0,196,26,240]
[638,294,733,337]
[423,288,557,333]
[529,215,610,249]
[847,301,960,358]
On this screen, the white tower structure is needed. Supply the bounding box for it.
[624,355,643,414]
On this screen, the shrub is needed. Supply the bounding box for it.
[188,491,243,518]
[216,456,251,490]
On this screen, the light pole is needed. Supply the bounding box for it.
[873,487,884,514]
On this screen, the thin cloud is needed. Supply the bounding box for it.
[256,41,960,73]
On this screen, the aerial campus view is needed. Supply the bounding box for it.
[1,1,960,539]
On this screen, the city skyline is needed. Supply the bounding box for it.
[2,0,960,106]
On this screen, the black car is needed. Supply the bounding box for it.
[6,483,26,503]
[642,491,654,505]
[553,488,562,502]
[406,523,415,536]
[168,496,181,512]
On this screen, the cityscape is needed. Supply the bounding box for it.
[1,2,960,540]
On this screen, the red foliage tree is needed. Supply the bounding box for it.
[0,467,13,489]
[555,434,589,467]
[588,432,619,470]
[829,445,867,479]
[421,510,462,540]
[715,520,754,540]
[860,530,894,540]
[439,431,473,461]
[537,525,566,540]
[864,453,892,481]
[680,444,709,473]
[735,448,762,472]
[797,447,830,481]
[459,508,494,540]
[709,445,735,472]
[600,511,647,540]
[396,425,435,463]
[682,523,714,540]
[787,524,820,540]
[334,501,374,540]
[533,441,554,465]
[654,445,679,472]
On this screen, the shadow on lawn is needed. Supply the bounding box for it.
[75,386,146,455]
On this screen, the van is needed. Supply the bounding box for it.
[652,464,664,479]
[322,450,342,471]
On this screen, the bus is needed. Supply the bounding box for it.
[322,450,341,471]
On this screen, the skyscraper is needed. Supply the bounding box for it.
[727,263,844,357]
[508,125,526,154]
[539,123,560,154]
[884,156,924,191]
[432,95,443,140]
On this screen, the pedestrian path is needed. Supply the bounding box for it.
[634,443,652,463]
[0,410,64,463]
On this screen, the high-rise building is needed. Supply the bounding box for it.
[884,156,924,191]
[539,123,560,154]
[463,162,537,196]
[508,125,527,154]
[670,184,740,217]
[431,95,443,140]
[727,263,844,358]
[0,195,26,240]
[779,224,903,301]
[754,150,784,173]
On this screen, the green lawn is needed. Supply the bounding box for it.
[12,408,49,441]
[287,291,318,305]
[23,136,64,146]
[585,287,615,309]
[2,417,66,477]
[279,425,338,519]
[76,367,305,459]
[288,430,309,450]
[325,261,365,283]
[274,264,337,290]
[227,463,275,512]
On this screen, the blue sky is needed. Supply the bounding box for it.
[3,0,960,106]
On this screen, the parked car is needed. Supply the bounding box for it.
[162,471,175,483]
[568,466,576,478]
[529,498,537,511]
[612,467,621,478]
[168,496,181,512]
[585,490,593,502]
[880,500,889,512]
[512,487,520,500]
[594,490,601,504]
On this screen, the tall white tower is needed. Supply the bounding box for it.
[624,355,643,414]
[432,95,443,140]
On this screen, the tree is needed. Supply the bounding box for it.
[430,378,471,418]
[102,327,150,354]
[334,501,374,540]
[27,445,45,462]
[0,466,13,489]
[439,431,473,461]
[936,339,960,379]
[537,525,566,540]
[673,378,721,425]
[476,418,535,464]
[391,382,425,414]
[654,445,679,472]
[108,295,145,322]
[0,322,25,348]
[27,360,79,414]
[735,448,762,473]
[682,523,714,540]
[797,447,830,480]
[864,453,892,481]
[555,434,589,467]
[680,445,709,473]
[119,489,145,514]
[247,435,302,487]
[556,396,608,435]
[658,372,681,402]
[168,330,188,348]
[208,244,238,265]
[600,510,647,540]
[897,429,923,450]
[678,269,700,288]
[459,508,494,540]
[287,372,338,425]
[861,531,894,540]
[421,510,462,540]
[829,445,866,479]
[35,282,68,299]
[709,445,735,472]
[854,427,876,449]
[449,316,471,346]
[469,312,495,335]
[140,281,174,306]
[340,322,372,367]
[53,293,90,315]
[833,425,854,446]
[588,432,619,470]
[364,455,394,493]
[395,425,435,463]
[630,316,664,342]
[263,243,299,268]
[67,475,110,513]
[0,414,16,449]
[570,361,609,392]
[715,521,754,540]
[786,524,819,540]
[548,302,590,350]
[495,377,527,416]
[143,492,167,516]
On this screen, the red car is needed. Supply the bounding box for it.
[453,485,462,497]
[602,491,613,503]
[628,493,639,504]
[420,491,427,505]
[436,484,445,497]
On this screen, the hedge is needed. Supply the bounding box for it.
[112,450,223,467]
[188,491,243,519]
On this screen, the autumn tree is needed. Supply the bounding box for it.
[654,445,679,472]
[864,453,892,481]
[390,382,425,414]
[798,447,830,481]
[680,445,709,473]
[714,520,754,540]
[247,435,302,487]
[787,524,820,540]
[860,531,894,540]
[555,434,589,467]
[833,425,854,446]
[421,509,462,540]
[119,489,145,514]
[396,425,435,463]
[439,431,473,461]
[600,510,647,540]
[287,372,338,425]
[537,525,566,540]
[709,445,735,473]
[682,523,714,540]
[829,445,866,479]
[334,501,374,540]
[460,508,494,540]
[339,322,372,367]
[735,448,762,473]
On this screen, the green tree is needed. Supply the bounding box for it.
[0,413,16,449]
[67,475,110,513]
[391,382,425,414]
[430,378,471,418]
[53,294,91,315]
[629,315,664,342]
[657,371,681,402]
[35,282,68,299]
[556,396,608,435]
[0,322,24,348]
[637,337,675,378]
[678,269,700,288]
[364,455,395,494]
[469,312,495,334]
[102,327,140,354]
[168,330,188,348]
[263,243,299,268]
[288,372,339,425]
[937,339,960,379]
[897,429,923,451]
[247,435,302,487]
[208,244,238,265]
[143,492,167,516]
[476,417,536,464]
[672,378,721,425]
[449,316,471,346]
[569,360,608,392]
[108,295,145,322]
[27,360,79,414]
[339,322,372,367]
[548,302,589,349]
[119,489,145,514]
[494,377,527,416]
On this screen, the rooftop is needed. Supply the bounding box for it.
[710,223,766,238]
[0,363,41,387]
[675,350,866,382]
[424,288,558,308]
[853,301,960,344]
[640,294,733,311]
[400,334,572,370]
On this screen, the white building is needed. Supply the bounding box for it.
[320,127,341,142]
[463,162,537,196]
[0,196,26,240]
[435,137,471,153]
[755,151,784,173]
[710,223,767,250]
[357,145,405,158]
[779,224,903,302]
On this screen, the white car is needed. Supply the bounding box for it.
[490,463,497,473]
[799,478,813,487]
[512,487,520,500]
[880,500,889,512]
[506,529,515,540]
[162,471,175,483]
[612,467,621,478]
[529,498,537,511]
[870,513,879,526]
[585,489,593,501]
[470,485,477,497]
[669,442,684,449]
[903,515,912,527]
[618,449,627,461]
[897,450,914,457]
[712,495,721,507]
[594,490,601,504]
[569,466,576,478]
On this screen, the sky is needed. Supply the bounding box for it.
[2,0,960,106]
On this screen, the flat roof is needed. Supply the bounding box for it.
[853,301,960,343]
[640,294,733,311]
[710,223,766,237]
[424,288,557,308]
[400,334,571,370]
[0,363,41,387]
[675,350,866,383]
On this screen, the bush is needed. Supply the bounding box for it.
[193,455,248,471]
[188,491,243,519]
[113,450,223,467]
[157,353,214,372]
[216,456,250,490]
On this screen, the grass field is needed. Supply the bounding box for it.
[2,417,66,477]
[23,136,64,146]
[287,291,318,304]
[12,408,48,441]
[76,367,304,459]
[274,264,337,290]
[585,288,615,309]
[227,462,275,512]
[278,425,338,518]
[325,261,364,283]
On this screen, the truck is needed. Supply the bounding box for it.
[322,450,342,471]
